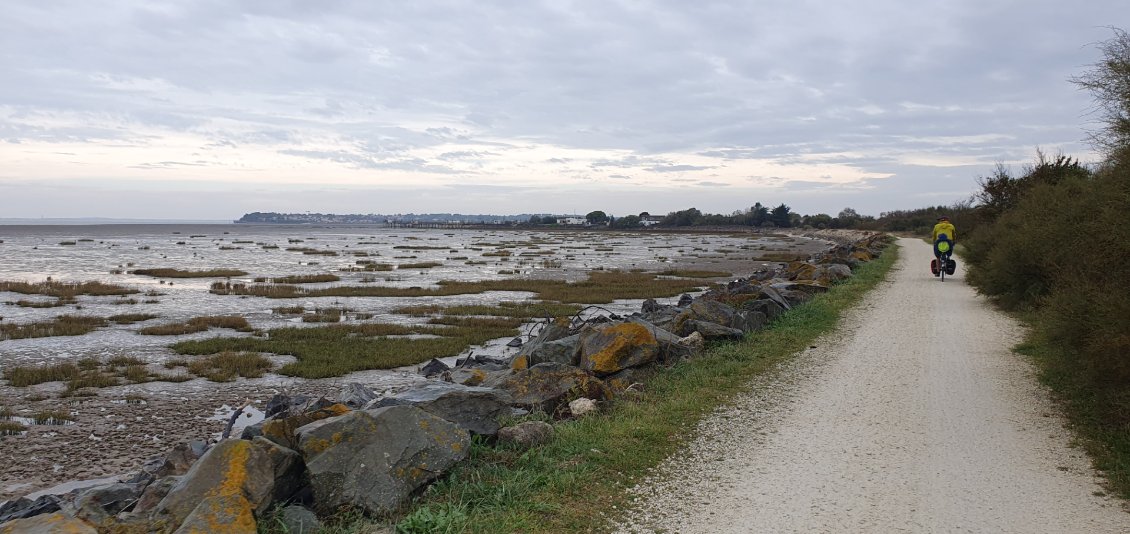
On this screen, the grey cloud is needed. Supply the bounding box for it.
[646,164,715,173]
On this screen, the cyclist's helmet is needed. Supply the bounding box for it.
[938,215,949,221]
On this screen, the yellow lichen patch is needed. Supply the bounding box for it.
[0,513,97,534]
[208,440,252,501]
[464,368,488,386]
[178,494,256,534]
[850,249,873,262]
[511,354,529,370]
[302,437,335,455]
[586,322,657,375]
[451,441,464,453]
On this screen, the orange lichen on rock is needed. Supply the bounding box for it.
[0,513,97,534]
[510,353,529,370]
[582,322,658,375]
[173,494,256,534]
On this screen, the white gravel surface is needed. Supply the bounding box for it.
[617,238,1129,533]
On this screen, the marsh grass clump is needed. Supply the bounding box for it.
[0,406,12,419]
[302,308,345,323]
[64,371,119,394]
[13,298,73,308]
[400,262,444,269]
[286,247,338,256]
[658,269,733,278]
[138,315,252,336]
[171,320,520,379]
[393,301,581,319]
[272,306,305,315]
[131,268,248,278]
[0,280,138,298]
[0,315,108,341]
[270,274,340,284]
[170,351,272,382]
[209,271,706,304]
[0,422,27,436]
[32,410,74,425]
[109,313,158,324]
[58,241,77,246]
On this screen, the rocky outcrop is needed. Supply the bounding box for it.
[296,405,470,516]
[497,421,554,449]
[578,321,660,376]
[497,362,611,413]
[373,382,512,436]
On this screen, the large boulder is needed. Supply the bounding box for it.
[296,405,470,516]
[577,322,660,376]
[0,495,60,524]
[497,421,554,449]
[680,319,744,341]
[154,438,292,530]
[627,318,695,362]
[338,383,377,409]
[740,299,786,321]
[258,403,351,450]
[0,512,96,534]
[510,319,573,370]
[372,382,511,436]
[133,476,181,514]
[497,363,610,413]
[172,494,255,534]
[68,483,141,524]
[523,334,581,367]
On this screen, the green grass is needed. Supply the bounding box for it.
[0,279,138,297]
[209,271,708,304]
[170,320,522,379]
[393,301,582,319]
[108,313,159,324]
[165,351,273,382]
[270,274,341,284]
[3,362,81,387]
[131,268,248,278]
[1014,333,1130,499]
[138,315,252,336]
[376,240,898,533]
[0,315,108,341]
[658,269,733,278]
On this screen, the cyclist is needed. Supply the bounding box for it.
[931,216,956,276]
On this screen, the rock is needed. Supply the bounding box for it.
[296,405,470,516]
[373,382,512,436]
[678,331,705,353]
[627,317,694,362]
[278,505,322,534]
[497,363,610,414]
[677,293,694,307]
[730,310,767,334]
[172,494,255,534]
[638,303,683,333]
[524,334,581,367]
[133,476,181,514]
[443,367,510,387]
[259,403,352,450]
[0,512,96,534]
[568,398,598,417]
[338,383,377,409]
[687,299,738,328]
[604,367,656,393]
[577,322,660,376]
[740,299,786,321]
[250,437,307,505]
[510,318,573,370]
[0,495,60,524]
[69,483,140,524]
[640,298,662,314]
[454,355,508,370]
[264,393,312,419]
[155,439,280,529]
[497,421,554,449]
[506,336,524,348]
[418,358,450,377]
[681,319,744,341]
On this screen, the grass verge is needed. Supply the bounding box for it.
[1014,333,1130,499]
[318,241,898,533]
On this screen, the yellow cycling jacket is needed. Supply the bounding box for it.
[932,221,956,243]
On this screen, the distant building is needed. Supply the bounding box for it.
[639,216,663,227]
[557,217,587,226]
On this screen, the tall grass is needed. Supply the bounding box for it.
[0,316,107,341]
[0,280,138,297]
[131,268,248,278]
[138,316,251,336]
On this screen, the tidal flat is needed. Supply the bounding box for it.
[0,223,832,500]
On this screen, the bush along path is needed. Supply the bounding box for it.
[0,233,890,534]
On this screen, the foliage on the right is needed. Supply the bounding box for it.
[963,28,1130,495]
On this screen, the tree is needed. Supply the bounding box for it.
[770,203,792,227]
[585,210,609,224]
[613,215,641,228]
[1072,28,1130,157]
[662,208,702,226]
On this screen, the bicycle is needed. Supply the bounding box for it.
[933,239,955,281]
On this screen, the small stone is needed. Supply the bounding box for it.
[569,398,598,417]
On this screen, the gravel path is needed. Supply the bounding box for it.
[617,238,1129,533]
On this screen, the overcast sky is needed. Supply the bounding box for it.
[0,1,1123,220]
